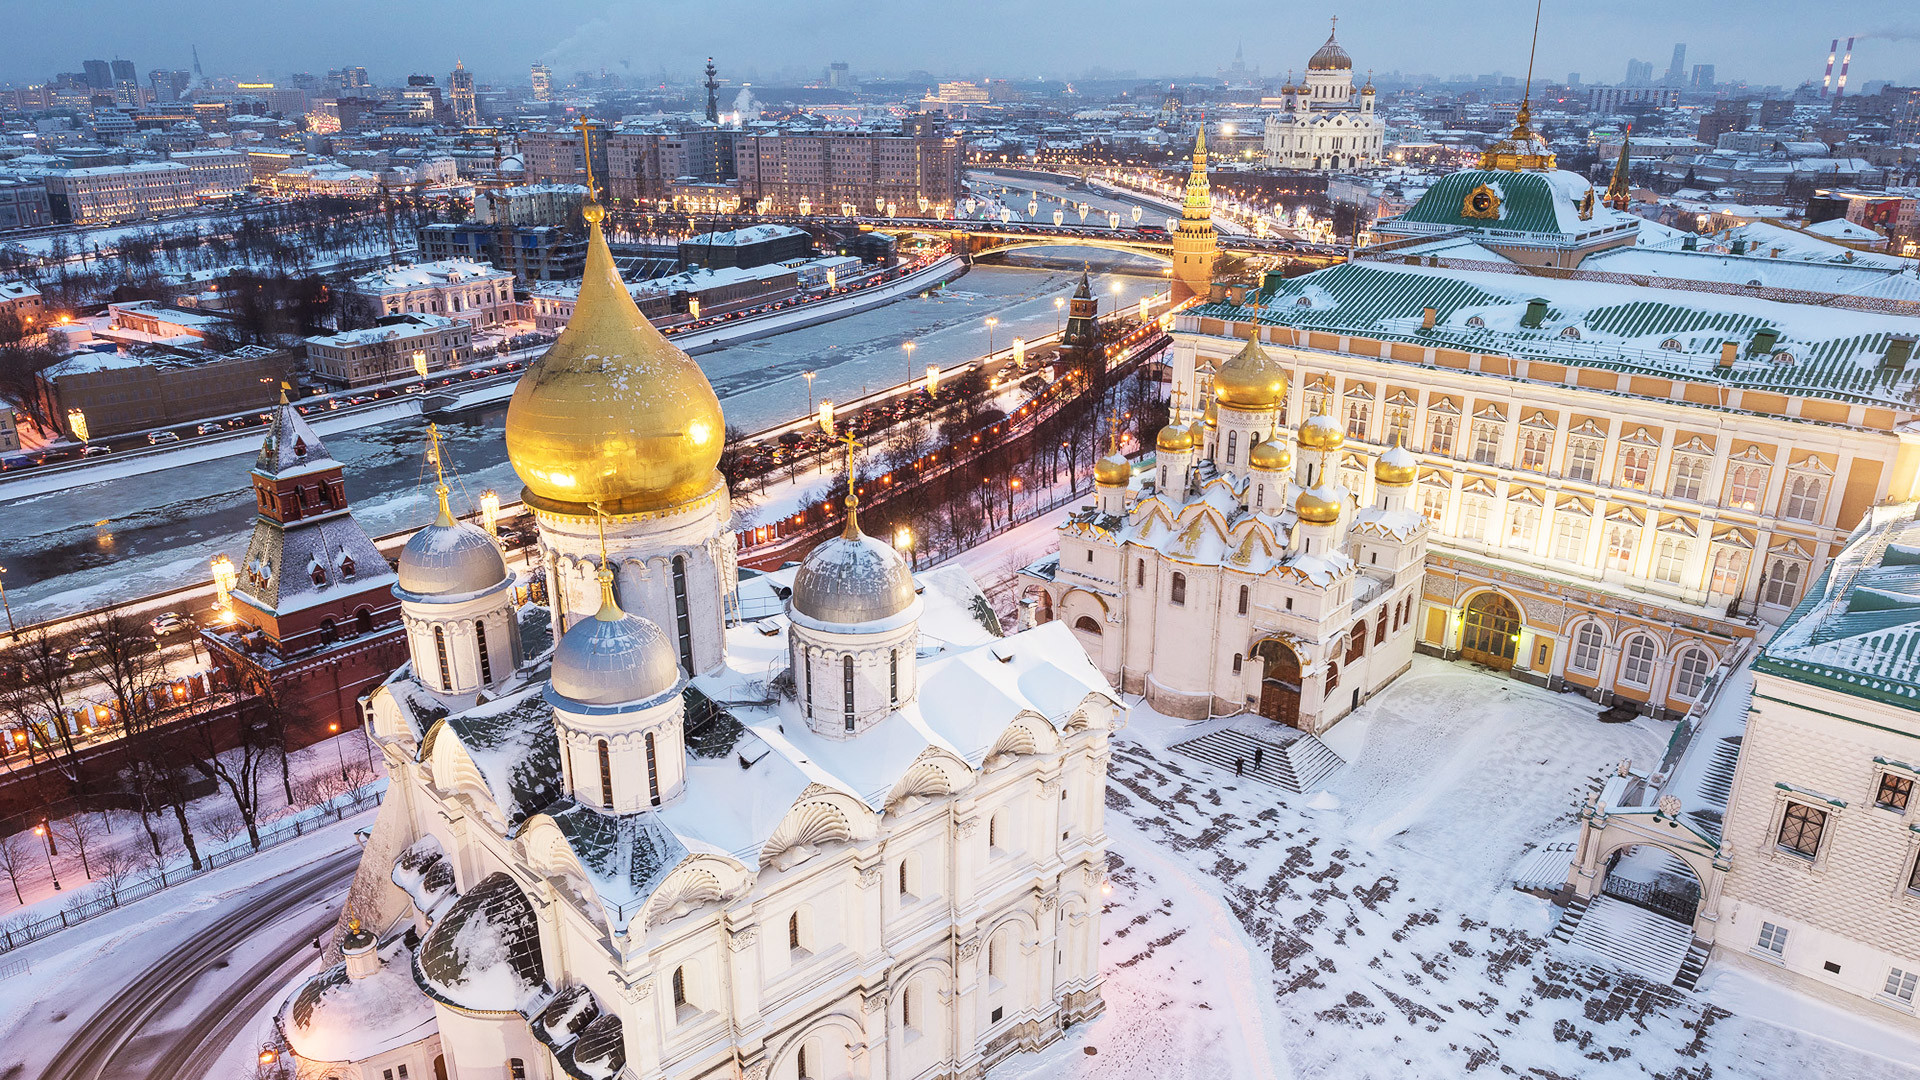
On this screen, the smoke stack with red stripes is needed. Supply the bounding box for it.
[1836,36,1855,100]
[1822,38,1837,97]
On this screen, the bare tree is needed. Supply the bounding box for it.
[93,846,145,906]
[0,831,28,904]
[192,705,279,851]
[58,813,104,881]
[10,628,89,797]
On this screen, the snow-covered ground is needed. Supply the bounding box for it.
[1017,658,1920,1079]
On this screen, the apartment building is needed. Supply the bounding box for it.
[39,161,196,223]
[167,149,252,198]
[345,260,516,328]
[304,313,472,387]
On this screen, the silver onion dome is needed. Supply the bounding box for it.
[790,513,915,628]
[396,487,510,600]
[550,572,681,707]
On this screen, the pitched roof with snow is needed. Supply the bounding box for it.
[1755,504,1920,711]
[1195,260,1920,410]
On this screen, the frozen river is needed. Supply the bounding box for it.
[0,261,1165,625]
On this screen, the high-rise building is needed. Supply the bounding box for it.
[1624,59,1653,86]
[449,60,476,126]
[149,69,190,103]
[530,63,551,102]
[1567,72,1580,87]
[1664,43,1686,86]
[1691,63,1715,89]
[827,61,852,89]
[110,58,136,85]
[82,59,111,89]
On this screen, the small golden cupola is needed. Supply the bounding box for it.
[504,193,725,516]
[1298,410,1345,451]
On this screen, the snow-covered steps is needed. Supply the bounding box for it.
[1550,894,1592,943]
[1562,896,1695,987]
[1169,720,1345,793]
[1674,939,1713,992]
[1509,840,1577,894]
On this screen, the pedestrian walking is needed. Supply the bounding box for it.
[1253,746,1265,770]
[1235,758,1245,777]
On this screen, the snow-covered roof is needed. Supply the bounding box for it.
[682,223,807,246]
[351,259,510,294]
[306,313,464,349]
[414,870,549,1013]
[280,939,438,1064]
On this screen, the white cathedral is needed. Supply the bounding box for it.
[276,199,1115,1080]
[1023,338,1428,734]
[1260,21,1385,172]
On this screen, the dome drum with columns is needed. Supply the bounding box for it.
[393,480,522,701]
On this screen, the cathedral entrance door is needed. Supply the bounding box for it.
[1254,639,1303,727]
[1460,592,1521,670]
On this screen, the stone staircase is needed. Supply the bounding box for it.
[1169,720,1345,793]
[1560,896,1696,986]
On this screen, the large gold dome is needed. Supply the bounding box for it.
[505,203,725,515]
[1213,338,1287,410]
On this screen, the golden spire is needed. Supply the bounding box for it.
[427,423,455,528]
[1181,126,1211,220]
[589,502,623,621]
[839,432,864,539]
[1479,0,1556,172]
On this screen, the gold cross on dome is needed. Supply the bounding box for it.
[574,115,598,201]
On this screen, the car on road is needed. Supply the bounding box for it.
[403,384,424,394]
[147,431,180,445]
[198,422,223,436]
[150,611,193,637]
[80,445,112,457]
[66,639,106,664]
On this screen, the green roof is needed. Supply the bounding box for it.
[1754,509,1920,712]
[1393,170,1586,235]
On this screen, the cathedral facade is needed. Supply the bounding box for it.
[277,197,1113,1080]
[1023,340,1429,732]
[1260,23,1385,172]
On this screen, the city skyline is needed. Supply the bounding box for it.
[9,0,1920,89]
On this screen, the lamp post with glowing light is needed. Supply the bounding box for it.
[985,316,999,359]
[894,526,914,570]
[1054,296,1065,334]
[902,340,916,389]
[35,818,58,891]
[327,722,349,783]
[480,489,501,535]
[211,554,238,619]
[803,370,816,418]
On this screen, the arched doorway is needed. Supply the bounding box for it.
[1253,638,1302,727]
[1600,844,1702,926]
[1460,591,1521,670]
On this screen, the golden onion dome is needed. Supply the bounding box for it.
[1294,486,1343,525]
[1156,422,1195,452]
[1375,443,1418,485]
[1307,29,1352,71]
[505,201,725,515]
[1213,338,1287,409]
[1203,397,1218,428]
[1298,411,1345,451]
[1095,453,1132,486]
[1249,438,1292,472]
[1361,83,1377,96]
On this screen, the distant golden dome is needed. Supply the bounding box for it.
[1361,83,1377,96]
[1307,27,1352,72]
[1214,338,1287,409]
[1375,443,1417,485]
[1156,422,1195,452]
[1095,453,1132,486]
[1203,398,1218,427]
[1298,411,1344,451]
[1250,439,1292,472]
[1295,486,1343,524]
[505,204,724,515]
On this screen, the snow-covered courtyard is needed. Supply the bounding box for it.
[1001,657,1920,1080]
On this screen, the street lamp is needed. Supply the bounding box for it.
[986,316,999,358]
[211,553,238,615]
[803,370,816,417]
[902,340,916,388]
[34,819,59,891]
[328,722,348,783]
[1054,296,1065,334]
[926,364,940,397]
[894,526,914,569]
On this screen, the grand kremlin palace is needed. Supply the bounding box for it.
[1167,167,1920,718]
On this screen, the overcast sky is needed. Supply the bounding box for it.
[11,1,1920,89]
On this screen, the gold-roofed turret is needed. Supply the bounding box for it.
[1095,415,1132,486]
[1250,438,1292,472]
[1298,408,1345,451]
[504,119,725,516]
[1374,439,1418,485]
[1213,337,1287,409]
[1605,123,1633,210]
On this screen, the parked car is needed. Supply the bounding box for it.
[147,430,180,445]
[150,611,192,637]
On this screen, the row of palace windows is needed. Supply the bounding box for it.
[1566,624,1718,699]
[1771,772,1920,903]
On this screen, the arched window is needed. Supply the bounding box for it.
[645,731,660,806]
[1170,572,1186,606]
[901,984,916,1031]
[797,1044,810,1080]
[889,649,899,705]
[598,739,613,808]
[898,857,912,897]
[507,1061,523,1080]
[1726,465,1764,511]
[803,650,813,711]
[1226,429,1238,464]
[319,617,338,644]
[1673,648,1713,700]
[1570,622,1605,674]
[1618,448,1651,490]
[988,935,1001,979]
[1764,558,1804,607]
[1073,615,1102,635]
[1375,615,1388,645]
[671,555,694,673]
[1255,485,1265,509]
[1653,537,1690,584]
[1135,559,1145,588]
[310,564,327,586]
[1237,585,1249,616]
[355,608,373,635]
[338,554,354,577]
[1709,547,1747,596]
[433,625,451,690]
[474,620,492,684]
[672,965,689,1012]
[1621,635,1657,687]
[1606,526,1637,572]
[1325,661,1340,693]
[1783,475,1823,521]
[843,655,855,731]
[1346,624,1366,662]
[788,911,804,952]
[1669,456,1707,501]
